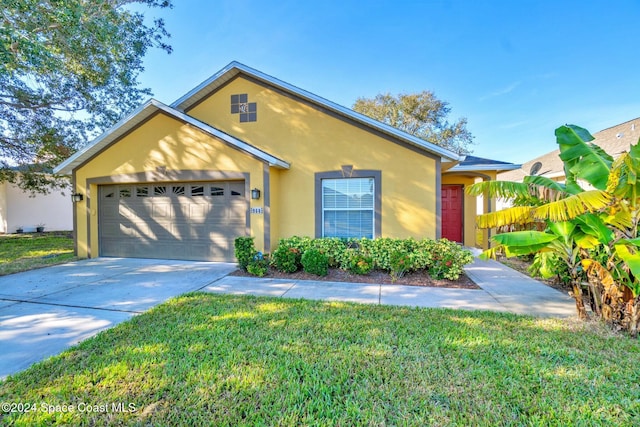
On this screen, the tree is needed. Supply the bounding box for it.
[352,91,474,154]
[0,0,172,193]
[467,125,640,336]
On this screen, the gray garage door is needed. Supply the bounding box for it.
[99,181,248,261]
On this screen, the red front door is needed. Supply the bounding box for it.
[441,185,463,243]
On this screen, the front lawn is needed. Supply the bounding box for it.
[0,232,75,275]
[1,294,638,426]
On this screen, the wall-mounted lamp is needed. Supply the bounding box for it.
[251,188,261,200]
[71,193,84,203]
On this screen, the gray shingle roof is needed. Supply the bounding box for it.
[498,117,640,182]
[447,155,520,172]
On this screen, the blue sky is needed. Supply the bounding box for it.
[136,0,640,164]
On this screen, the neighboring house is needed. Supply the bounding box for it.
[54,61,518,262]
[499,117,640,186]
[0,179,73,233]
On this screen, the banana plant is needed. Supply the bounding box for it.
[467,124,640,332]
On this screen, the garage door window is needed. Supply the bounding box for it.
[191,185,204,196]
[229,182,245,197]
[136,186,150,197]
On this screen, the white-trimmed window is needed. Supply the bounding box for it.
[322,178,374,238]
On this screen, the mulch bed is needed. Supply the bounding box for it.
[230,267,480,289]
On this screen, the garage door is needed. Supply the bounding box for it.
[99,181,248,261]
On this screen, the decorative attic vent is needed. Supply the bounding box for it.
[230,94,257,122]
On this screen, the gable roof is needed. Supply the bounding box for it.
[53,99,290,175]
[171,61,462,163]
[499,117,640,182]
[447,155,520,173]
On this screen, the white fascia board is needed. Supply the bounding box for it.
[447,164,522,172]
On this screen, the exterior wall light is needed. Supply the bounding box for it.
[71,193,84,203]
[251,188,261,200]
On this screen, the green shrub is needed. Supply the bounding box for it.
[234,236,256,271]
[362,237,405,271]
[310,238,347,268]
[246,264,267,276]
[341,249,373,275]
[390,250,411,280]
[272,237,309,273]
[427,239,473,280]
[301,249,329,276]
[266,236,474,281]
[409,239,433,270]
[247,253,269,277]
[283,236,313,253]
[272,246,300,273]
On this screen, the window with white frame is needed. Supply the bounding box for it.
[322,177,374,238]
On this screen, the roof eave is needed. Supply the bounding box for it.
[53,99,160,175]
[447,164,522,172]
[161,103,290,169]
[53,99,290,175]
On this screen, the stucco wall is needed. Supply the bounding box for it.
[0,182,72,233]
[73,113,265,258]
[188,76,439,243]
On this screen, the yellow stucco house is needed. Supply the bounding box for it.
[54,62,519,262]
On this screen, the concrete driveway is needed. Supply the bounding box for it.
[0,258,236,380]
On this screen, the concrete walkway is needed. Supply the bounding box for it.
[0,256,576,380]
[204,257,577,318]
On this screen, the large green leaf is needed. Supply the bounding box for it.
[603,202,633,230]
[613,244,640,296]
[465,180,532,199]
[617,237,640,247]
[573,214,614,245]
[491,230,558,256]
[522,175,568,196]
[611,143,640,206]
[476,206,535,228]
[555,125,613,191]
[533,190,611,221]
[547,221,575,241]
[573,232,600,249]
[531,252,562,279]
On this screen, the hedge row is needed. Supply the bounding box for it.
[234,236,474,281]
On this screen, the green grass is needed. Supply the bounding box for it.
[0,232,76,275]
[1,294,638,426]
